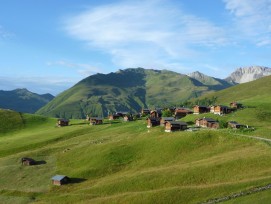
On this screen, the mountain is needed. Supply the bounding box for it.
[187,71,233,89]
[225,66,271,84]
[0,88,54,113]
[36,68,232,118]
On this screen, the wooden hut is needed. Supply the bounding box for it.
[228,121,243,129]
[193,105,210,114]
[150,109,162,118]
[141,109,151,116]
[146,117,160,128]
[21,157,36,166]
[57,119,69,127]
[213,105,231,115]
[195,118,219,129]
[108,114,121,120]
[174,108,193,119]
[160,117,175,126]
[164,121,187,132]
[51,175,70,186]
[89,117,103,125]
[230,102,243,109]
[123,115,133,122]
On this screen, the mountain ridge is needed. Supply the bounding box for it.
[0,88,54,113]
[36,68,232,118]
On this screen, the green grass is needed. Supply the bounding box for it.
[1,111,271,203]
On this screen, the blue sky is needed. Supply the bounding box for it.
[0,0,271,95]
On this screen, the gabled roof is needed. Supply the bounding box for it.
[90,117,103,120]
[51,175,68,181]
[197,118,217,122]
[58,118,69,122]
[228,121,241,125]
[161,117,175,120]
[166,121,187,125]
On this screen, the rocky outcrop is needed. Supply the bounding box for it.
[225,66,271,84]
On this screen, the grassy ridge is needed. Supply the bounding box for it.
[36,68,231,118]
[1,112,271,203]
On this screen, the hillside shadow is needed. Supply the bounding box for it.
[69,178,87,184]
[35,160,47,165]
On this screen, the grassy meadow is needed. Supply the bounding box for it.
[1,105,271,203]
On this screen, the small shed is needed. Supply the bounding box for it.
[230,102,243,109]
[165,121,187,132]
[57,119,69,127]
[213,105,231,115]
[160,117,175,126]
[195,118,219,129]
[89,117,103,125]
[146,117,160,128]
[123,115,133,122]
[51,175,70,186]
[21,157,36,166]
[150,109,162,118]
[174,108,193,119]
[193,105,210,114]
[141,108,151,116]
[228,121,243,129]
[108,114,121,120]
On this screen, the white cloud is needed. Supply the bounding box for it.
[223,0,271,46]
[64,0,228,71]
[47,60,100,76]
[0,25,14,40]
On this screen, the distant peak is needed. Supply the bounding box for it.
[226,66,271,84]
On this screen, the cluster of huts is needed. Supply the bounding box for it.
[145,102,245,132]
[56,101,245,132]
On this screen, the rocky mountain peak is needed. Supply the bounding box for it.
[225,66,271,84]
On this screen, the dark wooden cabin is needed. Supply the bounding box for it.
[193,105,210,114]
[228,121,243,129]
[21,157,36,166]
[141,109,151,116]
[57,119,69,127]
[146,117,160,128]
[212,105,231,115]
[150,109,162,118]
[89,117,103,125]
[230,102,243,109]
[123,115,133,122]
[174,108,193,119]
[108,114,121,120]
[51,175,70,186]
[195,118,219,129]
[160,117,175,126]
[164,121,187,132]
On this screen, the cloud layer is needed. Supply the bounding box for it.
[64,0,228,71]
[63,0,271,73]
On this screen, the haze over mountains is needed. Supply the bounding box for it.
[1,66,271,116]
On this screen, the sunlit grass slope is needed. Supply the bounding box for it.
[1,111,271,203]
[190,75,271,138]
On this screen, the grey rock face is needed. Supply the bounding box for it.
[225,66,271,84]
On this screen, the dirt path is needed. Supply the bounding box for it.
[233,133,271,143]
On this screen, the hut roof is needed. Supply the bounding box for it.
[90,117,103,120]
[167,121,187,125]
[51,175,68,181]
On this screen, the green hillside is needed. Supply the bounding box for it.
[36,68,232,118]
[2,101,271,203]
[0,88,54,113]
